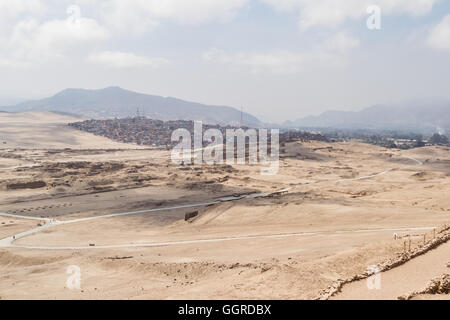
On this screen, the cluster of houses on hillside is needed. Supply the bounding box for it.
[69,118,329,148]
[69,118,195,148]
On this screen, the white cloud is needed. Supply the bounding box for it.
[99,0,249,34]
[261,0,439,29]
[87,51,170,68]
[0,0,440,72]
[30,17,109,50]
[0,0,439,38]
[428,14,450,52]
[0,16,109,67]
[0,1,111,68]
[0,0,44,21]
[324,31,360,53]
[202,47,341,74]
[202,30,358,74]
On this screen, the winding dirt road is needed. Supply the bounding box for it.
[0,155,429,251]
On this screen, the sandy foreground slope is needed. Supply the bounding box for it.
[0,111,144,149]
[332,241,450,300]
[0,112,449,299]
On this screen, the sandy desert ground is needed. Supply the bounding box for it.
[0,112,449,300]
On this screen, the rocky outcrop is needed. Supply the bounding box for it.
[399,273,449,300]
[316,225,450,300]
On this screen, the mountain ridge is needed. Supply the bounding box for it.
[285,100,450,134]
[0,87,261,127]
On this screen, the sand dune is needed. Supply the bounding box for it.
[0,111,144,149]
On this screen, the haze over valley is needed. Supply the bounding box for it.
[2,87,449,135]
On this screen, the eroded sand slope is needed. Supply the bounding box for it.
[0,111,144,149]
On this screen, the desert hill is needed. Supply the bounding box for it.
[1,87,261,127]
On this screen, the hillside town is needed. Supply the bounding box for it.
[68,118,328,148]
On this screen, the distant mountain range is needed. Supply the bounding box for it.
[0,87,261,127]
[285,100,450,134]
[2,87,449,134]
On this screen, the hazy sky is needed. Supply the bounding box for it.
[1,0,450,122]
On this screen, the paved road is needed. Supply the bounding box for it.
[337,169,393,182]
[403,156,424,166]
[336,155,423,183]
[0,155,426,250]
[0,219,436,250]
[0,189,292,248]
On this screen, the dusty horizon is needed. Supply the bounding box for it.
[1,1,450,122]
